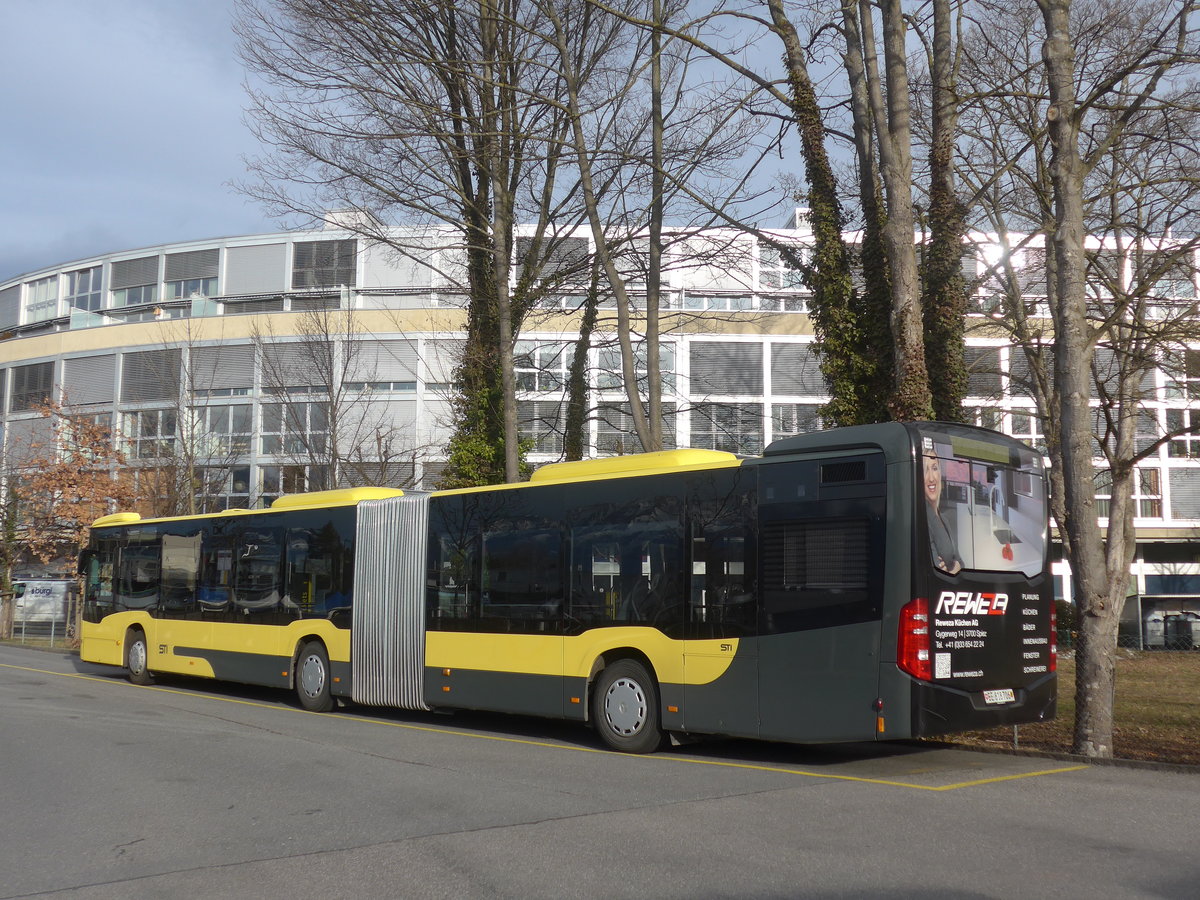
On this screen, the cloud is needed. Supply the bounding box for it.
[0,0,278,281]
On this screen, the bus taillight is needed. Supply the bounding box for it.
[898,597,931,681]
[1049,600,1057,672]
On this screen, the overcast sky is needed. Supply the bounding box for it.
[0,0,279,282]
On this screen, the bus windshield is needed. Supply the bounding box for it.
[918,427,1046,578]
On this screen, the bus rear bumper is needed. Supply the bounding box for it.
[908,672,1057,737]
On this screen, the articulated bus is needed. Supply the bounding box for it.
[80,421,1055,753]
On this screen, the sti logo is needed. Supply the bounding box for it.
[936,591,1010,616]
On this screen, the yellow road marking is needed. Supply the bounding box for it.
[0,661,1087,790]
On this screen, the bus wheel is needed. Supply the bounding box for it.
[126,631,153,686]
[296,641,333,712]
[593,659,663,754]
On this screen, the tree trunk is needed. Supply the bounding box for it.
[564,264,602,461]
[876,0,933,421]
[1039,0,1112,757]
[922,0,968,423]
[839,0,893,426]
[547,5,653,451]
[645,0,665,452]
[766,0,862,425]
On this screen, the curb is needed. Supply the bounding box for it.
[923,738,1200,775]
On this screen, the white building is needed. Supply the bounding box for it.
[1,217,1198,644]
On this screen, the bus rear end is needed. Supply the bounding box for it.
[897,423,1056,736]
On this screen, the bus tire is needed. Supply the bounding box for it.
[593,658,663,754]
[126,630,153,686]
[296,641,333,712]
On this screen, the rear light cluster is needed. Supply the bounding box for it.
[1049,601,1057,672]
[898,597,931,681]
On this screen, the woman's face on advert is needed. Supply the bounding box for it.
[923,453,942,506]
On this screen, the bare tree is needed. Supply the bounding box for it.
[253,305,428,496]
[238,0,643,485]
[542,1,766,451]
[960,0,1200,756]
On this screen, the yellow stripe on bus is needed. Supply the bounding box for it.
[426,628,738,685]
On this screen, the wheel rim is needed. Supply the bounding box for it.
[299,653,326,699]
[129,640,146,675]
[603,676,647,736]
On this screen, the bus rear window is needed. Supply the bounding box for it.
[920,433,1046,578]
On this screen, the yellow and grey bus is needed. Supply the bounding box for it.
[80,421,1055,753]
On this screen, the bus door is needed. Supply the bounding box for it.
[756,456,887,742]
[426,490,566,719]
[151,531,211,674]
[682,468,759,739]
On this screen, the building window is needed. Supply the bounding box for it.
[110,255,160,307]
[517,400,567,454]
[261,401,329,455]
[65,267,103,312]
[261,464,330,503]
[1142,251,1197,299]
[1008,409,1046,453]
[771,403,824,441]
[689,341,762,396]
[968,406,1004,432]
[691,402,764,455]
[66,412,115,461]
[198,466,251,511]
[195,404,252,456]
[596,342,676,394]
[343,380,417,393]
[1164,349,1200,400]
[1093,468,1162,520]
[165,248,219,300]
[758,294,808,313]
[1166,408,1200,458]
[11,362,55,411]
[124,409,177,459]
[758,243,807,290]
[682,294,754,312]
[595,402,677,454]
[112,283,158,308]
[292,239,356,289]
[1137,468,1163,518]
[1094,469,1112,519]
[24,275,59,323]
[167,276,218,300]
[515,342,571,392]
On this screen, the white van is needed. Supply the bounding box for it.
[13,580,71,624]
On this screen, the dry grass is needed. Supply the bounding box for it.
[950,651,1200,766]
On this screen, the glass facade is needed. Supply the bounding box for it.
[0,225,1195,581]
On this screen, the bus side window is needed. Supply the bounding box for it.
[568,533,619,630]
[82,538,118,623]
[428,530,479,629]
[690,530,753,638]
[481,527,563,633]
[686,466,757,639]
[160,533,201,617]
[287,523,352,619]
[233,528,284,613]
[115,532,161,613]
[617,526,683,630]
[199,536,234,613]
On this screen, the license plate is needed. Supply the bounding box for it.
[982,688,1015,705]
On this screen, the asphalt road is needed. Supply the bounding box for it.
[1,642,1197,900]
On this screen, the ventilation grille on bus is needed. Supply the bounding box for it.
[820,460,867,484]
[762,519,870,592]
